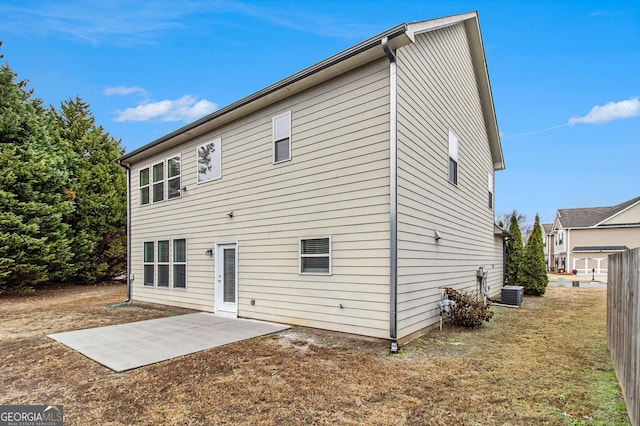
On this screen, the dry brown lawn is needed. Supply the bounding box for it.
[0,282,629,425]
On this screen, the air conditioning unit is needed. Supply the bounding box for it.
[501,285,524,307]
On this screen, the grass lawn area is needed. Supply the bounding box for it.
[0,282,630,425]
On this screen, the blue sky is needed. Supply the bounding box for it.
[1,0,638,225]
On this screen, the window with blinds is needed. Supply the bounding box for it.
[448,129,459,185]
[273,111,291,163]
[300,237,331,274]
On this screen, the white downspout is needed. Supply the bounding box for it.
[382,36,398,345]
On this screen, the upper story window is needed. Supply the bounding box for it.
[139,168,150,206]
[152,162,164,202]
[197,138,222,183]
[488,171,494,209]
[167,156,181,199]
[273,111,291,163]
[448,129,459,185]
[139,154,182,206]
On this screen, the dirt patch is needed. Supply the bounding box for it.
[0,283,629,425]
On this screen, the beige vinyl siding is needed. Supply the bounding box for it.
[488,234,505,297]
[395,24,497,337]
[568,227,640,275]
[600,203,640,225]
[129,58,392,338]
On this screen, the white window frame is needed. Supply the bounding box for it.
[197,138,222,184]
[299,236,332,275]
[488,171,494,209]
[139,167,150,206]
[143,241,155,286]
[273,111,292,164]
[172,238,187,289]
[143,238,187,289]
[152,161,165,203]
[167,155,181,200]
[157,239,170,288]
[448,129,459,186]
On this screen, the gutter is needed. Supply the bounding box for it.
[116,159,132,304]
[382,36,398,346]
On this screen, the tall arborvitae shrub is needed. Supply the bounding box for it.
[518,214,548,295]
[51,97,126,282]
[505,214,523,285]
[0,64,74,289]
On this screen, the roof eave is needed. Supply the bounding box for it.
[117,24,410,165]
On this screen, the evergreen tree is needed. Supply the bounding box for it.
[505,213,523,285]
[51,97,127,282]
[0,64,74,289]
[518,214,548,295]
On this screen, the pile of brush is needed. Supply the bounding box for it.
[444,287,494,328]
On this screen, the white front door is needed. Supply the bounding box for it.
[215,243,238,316]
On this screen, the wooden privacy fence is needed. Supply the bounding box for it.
[607,247,640,426]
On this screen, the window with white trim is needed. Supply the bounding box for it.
[300,237,331,275]
[273,111,291,163]
[142,239,187,289]
[173,239,186,288]
[167,156,181,199]
[139,167,150,206]
[448,129,459,185]
[197,138,221,183]
[157,240,170,287]
[488,171,494,209]
[152,161,164,202]
[143,241,154,286]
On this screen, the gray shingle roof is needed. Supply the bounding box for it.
[542,223,553,234]
[557,196,640,228]
[573,246,629,252]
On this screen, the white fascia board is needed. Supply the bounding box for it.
[406,11,478,37]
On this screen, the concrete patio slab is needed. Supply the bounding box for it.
[48,313,289,372]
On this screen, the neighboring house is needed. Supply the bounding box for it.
[116,12,505,344]
[546,196,640,277]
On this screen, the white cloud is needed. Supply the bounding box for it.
[104,86,149,97]
[569,97,640,125]
[114,95,218,123]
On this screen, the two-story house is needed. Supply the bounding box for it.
[546,196,640,277]
[116,11,505,344]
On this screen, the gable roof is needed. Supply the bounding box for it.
[556,196,640,229]
[542,223,553,234]
[117,11,503,170]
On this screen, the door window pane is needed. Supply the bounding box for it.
[223,248,236,303]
